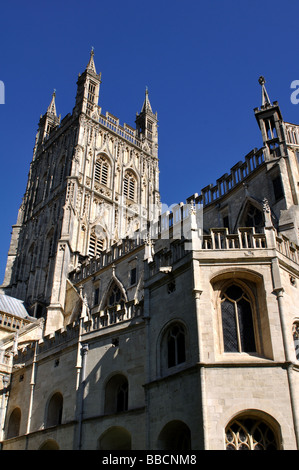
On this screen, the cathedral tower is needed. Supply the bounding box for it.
[1,51,160,334]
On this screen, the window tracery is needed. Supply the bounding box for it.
[221,284,256,353]
[225,417,278,450]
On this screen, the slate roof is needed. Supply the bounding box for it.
[0,294,29,319]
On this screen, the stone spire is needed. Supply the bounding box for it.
[258,76,271,107]
[141,87,153,114]
[86,47,97,73]
[47,89,57,116]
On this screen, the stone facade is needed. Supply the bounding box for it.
[0,56,299,450]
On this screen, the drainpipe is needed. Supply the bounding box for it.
[26,340,38,435]
[77,343,88,450]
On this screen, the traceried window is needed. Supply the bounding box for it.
[95,156,109,186]
[244,203,264,232]
[225,417,278,450]
[123,171,137,201]
[167,323,186,368]
[104,374,128,414]
[88,232,105,257]
[221,284,256,353]
[107,283,125,308]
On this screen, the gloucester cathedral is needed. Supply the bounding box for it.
[0,51,299,450]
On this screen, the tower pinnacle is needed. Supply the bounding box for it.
[141,86,153,113]
[258,76,271,107]
[47,89,57,116]
[86,47,97,73]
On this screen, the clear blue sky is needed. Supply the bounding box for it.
[1,0,299,283]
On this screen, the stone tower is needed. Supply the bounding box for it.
[1,50,160,334]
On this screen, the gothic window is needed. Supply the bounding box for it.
[244,203,264,232]
[88,232,105,257]
[225,417,278,450]
[46,392,63,428]
[157,421,191,451]
[293,322,299,360]
[221,284,256,353]
[98,427,131,450]
[39,440,60,450]
[162,323,186,369]
[95,156,109,186]
[104,374,129,414]
[123,171,137,201]
[106,283,125,308]
[7,408,21,439]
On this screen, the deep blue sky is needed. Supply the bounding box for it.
[1,0,299,283]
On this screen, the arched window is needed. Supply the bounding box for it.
[160,322,187,373]
[107,283,125,308]
[293,322,299,360]
[105,374,128,414]
[7,407,21,439]
[225,417,278,450]
[243,203,264,233]
[157,420,191,451]
[167,323,186,367]
[123,171,137,201]
[102,282,126,325]
[98,426,131,450]
[46,392,63,427]
[39,439,60,450]
[88,232,105,257]
[95,156,110,186]
[221,284,256,353]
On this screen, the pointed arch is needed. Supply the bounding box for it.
[45,392,63,428]
[98,426,132,450]
[157,420,191,451]
[233,197,265,233]
[94,153,111,188]
[225,410,281,450]
[39,439,60,450]
[88,225,108,257]
[123,169,138,202]
[100,274,128,311]
[7,407,21,439]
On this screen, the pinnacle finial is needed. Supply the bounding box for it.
[258,75,271,106]
[86,47,96,73]
[258,76,265,86]
[141,86,152,113]
[47,89,57,116]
